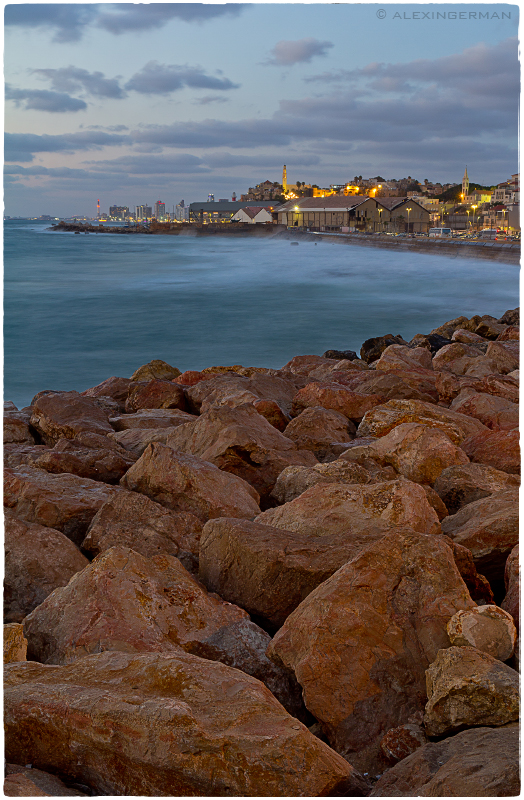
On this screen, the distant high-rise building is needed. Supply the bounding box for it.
[154,201,166,219]
[136,205,152,221]
[109,205,129,220]
[208,194,215,202]
[175,200,188,222]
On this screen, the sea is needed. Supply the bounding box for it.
[4,220,520,410]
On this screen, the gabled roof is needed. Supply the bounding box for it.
[238,206,269,218]
[376,197,428,212]
[278,196,369,211]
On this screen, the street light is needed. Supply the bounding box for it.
[471,204,478,231]
[466,209,470,228]
[406,206,412,233]
[378,207,383,232]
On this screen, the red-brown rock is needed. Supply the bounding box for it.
[502,543,520,632]
[271,460,373,504]
[29,391,114,445]
[337,369,439,403]
[460,429,520,475]
[130,359,181,381]
[380,723,427,763]
[252,398,289,431]
[31,437,135,484]
[109,426,184,456]
[109,407,195,430]
[433,463,519,513]
[186,372,299,416]
[81,376,134,410]
[291,381,385,421]
[125,379,187,412]
[4,410,35,444]
[447,605,517,660]
[4,765,87,797]
[283,406,355,458]
[450,390,519,431]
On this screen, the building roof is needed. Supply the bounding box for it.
[278,196,368,211]
[189,200,279,212]
[376,197,428,212]
[237,206,269,218]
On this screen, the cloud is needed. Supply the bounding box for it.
[5,85,87,113]
[192,96,230,106]
[5,3,248,42]
[83,154,209,175]
[125,62,240,95]
[265,38,334,66]
[4,130,130,162]
[33,66,126,99]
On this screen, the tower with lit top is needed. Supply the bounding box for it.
[282,165,287,193]
[462,167,469,199]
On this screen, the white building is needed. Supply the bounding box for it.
[231,206,274,224]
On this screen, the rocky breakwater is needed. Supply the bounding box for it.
[4,309,520,796]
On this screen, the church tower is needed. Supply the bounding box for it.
[282,165,287,193]
[462,166,469,199]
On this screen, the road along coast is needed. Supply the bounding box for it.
[51,220,521,263]
[5,309,520,796]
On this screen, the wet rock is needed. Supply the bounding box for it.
[125,379,187,412]
[447,605,516,661]
[164,403,317,502]
[370,724,520,796]
[360,334,408,364]
[257,478,440,537]
[5,512,89,623]
[291,381,385,421]
[129,359,181,381]
[82,488,202,572]
[357,398,488,443]
[450,391,519,431]
[433,463,519,513]
[271,460,373,504]
[109,407,196,430]
[460,428,520,475]
[121,442,260,522]
[4,623,27,663]
[283,406,355,459]
[5,651,364,796]
[267,529,475,776]
[424,646,519,736]
[441,489,519,585]
[29,391,114,445]
[4,467,118,546]
[501,544,519,632]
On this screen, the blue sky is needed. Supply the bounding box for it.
[4,3,519,217]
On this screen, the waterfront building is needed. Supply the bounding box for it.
[109,205,129,220]
[136,205,152,221]
[189,199,279,223]
[277,195,429,233]
[154,201,166,220]
[231,206,274,224]
[374,197,430,233]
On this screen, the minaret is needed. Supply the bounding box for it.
[282,165,287,193]
[462,167,469,199]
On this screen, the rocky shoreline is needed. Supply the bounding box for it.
[4,308,520,796]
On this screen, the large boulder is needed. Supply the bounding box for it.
[424,646,519,736]
[185,372,298,416]
[267,530,475,775]
[4,765,87,797]
[360,334,408,363]
[375,344,433,372]
[28,436,135,484]
[501,544,520,631]
[109,408,195,430]
[4,467,118,546]
[121,442,260,522]
[109,426,184,457]
[291,382,385,421]
[164,404,317,502]
[29,391,114,445]
[357,398,489,443]
[5,651,365,797]
[81,376,134,409]
[271,460,373,504]
[460,429,520,475]
[257,479,440,538]
[82,489,202,573]
[129,359,181,381]
[4,624,28,663]
[441,489,519,586]
[329,369,439,403]
[4,512,89,623]
[432,342,485,375]
[283,406,356,459]
[430,314,481,339]
[4,409,35,444]
[447,605,516,661]
[450,391,519,431]
[125,379,187,412]
[432,463,519,513]
[370,724,520,796]
[440,535,494,605]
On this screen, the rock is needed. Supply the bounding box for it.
[173,369,216,386]
[252,398,289,431]
[271,460,373,504]
[360,334,408,364]
[357,398,489,443]
[82,489,202,573]
[291,381,385,421]
[473,372,520,404]
[4,766,87,797]
[501,544,519,632]
[267,529,475,775]
[484,340,519,373]
[30,436,135,484]
[198,516,399,629]
[108,426,183,456]
[441,489,519,585]
[369,423,470,484]
[375,344,433,372]
[434,370,479,403]
[380,723,427,763]
[257,479,440,537]
[4,624,27,663]
[432,342,484,375]
[441,535,495,606]
[433,463,519,513]
[308,358,368,381]
[322,348,358,360]
[81,376,133,409]
[422,484,449,521]
[5,651,365,797]
[424,646,519,736]
[460,429,520,475]
[451,328,487,343]
[430,314,479,339]
[329,369,439,403]
[499,307,519,325]
[447,605,517,661]
[370,724,520,796]
[121,442,260,522]
[283,406,355,459]
[4,409,35,444]
[125,379,187,412]
[186,372,298,416]
[475,319,507,339]
[408,332,452,354]
[164,403,317,502]
[497,324,520,340]
[109,407,196,430]
[129,359,181,381]
[4,512,89,623]
[281,353,334,375]
[4,467,118,546]
[450,390,519,432]
[29,391,114,445]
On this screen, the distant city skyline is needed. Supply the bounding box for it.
[4,2,519,217]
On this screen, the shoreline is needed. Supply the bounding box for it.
[50,220,520,264]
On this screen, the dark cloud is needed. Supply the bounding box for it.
[4,164,91,178]
[192,96,230,106]
[203,152,320,169]
[33,66,126,99]
[265,38,334,66]
[4,131,129,162]
[5,85,87,113]
[83,154,209,175]
[83,125,129,132]
[5,3,248,42]
[125,62,240,95]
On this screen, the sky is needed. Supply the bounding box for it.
[4,2,520,217]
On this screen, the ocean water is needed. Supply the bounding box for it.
[4,220,520,409]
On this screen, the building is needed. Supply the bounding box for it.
[109,205,129,220]
[189,200,279,223]
[154,201,166,220]
[175,200,188,222]
[231,206,274,224]
[374,197,430,233]
[276,195,430,233]
[136,205,152,221]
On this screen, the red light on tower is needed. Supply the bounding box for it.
[97,199,100,218]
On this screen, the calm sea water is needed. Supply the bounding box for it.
[4,220,519,409]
